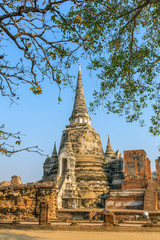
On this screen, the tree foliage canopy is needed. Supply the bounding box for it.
[0,0,160,155]
[86,0,160,136]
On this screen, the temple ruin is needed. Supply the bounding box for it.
[42,64,160,212]
[43,64,124,209]
[0,176,57,220]
[0,64,159,222]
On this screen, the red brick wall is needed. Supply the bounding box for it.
[157,190,160,210]
[144,179,157,211]
[156,157,160,186]
[122,150,151,189]
[122,179,148,190]
[147,158,152,179]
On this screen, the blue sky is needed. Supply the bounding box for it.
[0,63,159,183]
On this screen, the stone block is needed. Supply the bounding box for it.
[39,202,50,225]
[103,210,115,226]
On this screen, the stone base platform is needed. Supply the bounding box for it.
[57,208,160,222]
[105,189,145,210]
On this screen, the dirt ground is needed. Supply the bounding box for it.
[0,230,160,240]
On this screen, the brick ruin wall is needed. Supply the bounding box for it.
[105,189,144,210]
[157,189,160,209]
[156,157,160,209]
[0,183,57,220]
[156,157,160,186]
[122,179,148,190]
[57,208,160,222]
[105,187,160,211]
[105,151,160,211]
[122,150,151,189]
[147,157,152,178]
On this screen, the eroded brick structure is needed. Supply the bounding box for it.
[0,182,57,220]
[122,150,151,189]
[11,175,22,185]
[105,151,159,211]
[0,175,22,187]
[39,202,50,225]
[155,157,160,210]
[144,179,157,211]
[103,210,115,226]
[156,157,160,185]
[105,189,145,210]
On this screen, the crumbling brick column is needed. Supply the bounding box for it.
[144,179,157,211]
[156,157,160,186]
[103,210,115,226]
[122,150,151,189]
[39,202,50,225]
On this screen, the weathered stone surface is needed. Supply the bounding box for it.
[103,210,115,226]
[104,136,124,189]
[105,135,114,157]
[11,176,22,185]
[39,202,50,225]
[57,125,108,208]
[57,112,108,208]
[0,181,11,187]
[59,126,104,158]
[0,183,57,220]
[105,189,145,210]
[43,142,58,181]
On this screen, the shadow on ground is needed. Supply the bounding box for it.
[0,231,46,240]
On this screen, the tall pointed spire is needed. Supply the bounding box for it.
[52,141,57,157]
[69,64,91,125]
[105,135,114,157]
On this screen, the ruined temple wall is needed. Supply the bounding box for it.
[0,183,57,220]
[122,179,148,190]
[105,153,160,211]
[123,150,151,179]
[122,150,151,189]
[157,189,160,210]
[105,189,144,210]
[146,158,152,179]
[156,157,160,186]
[105,188,160,211]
